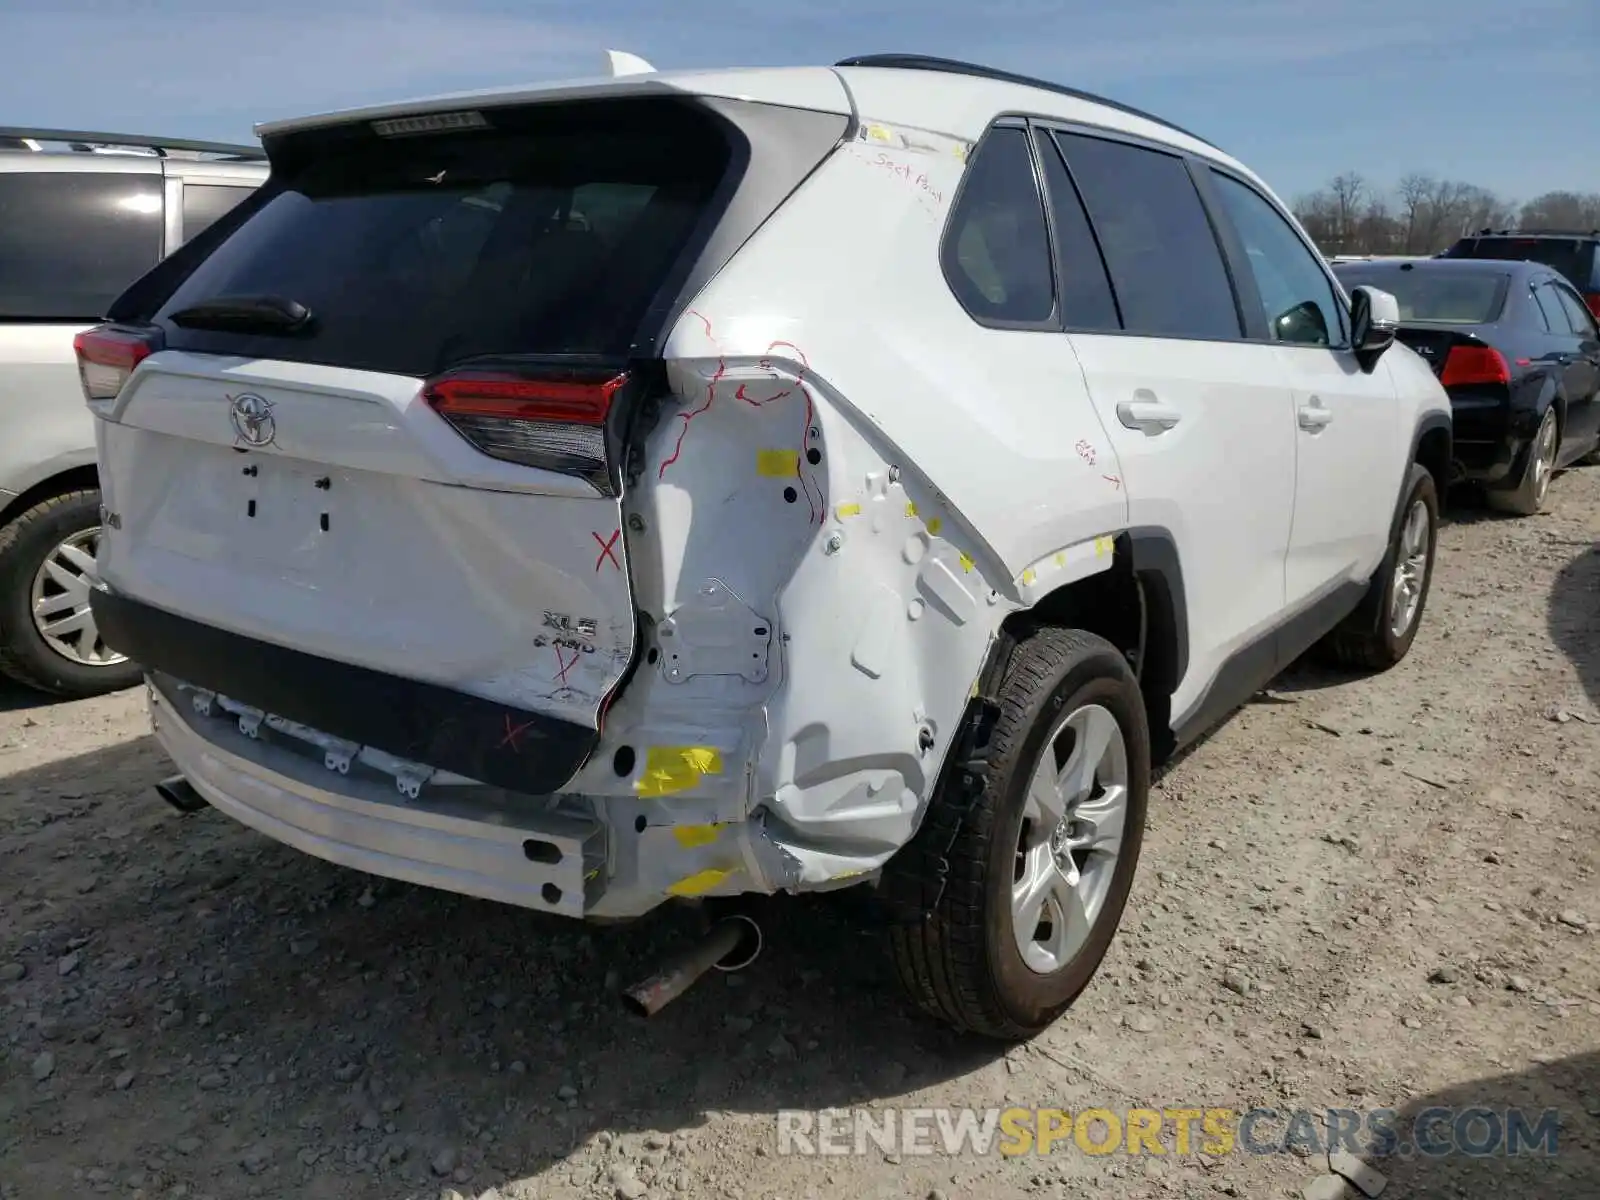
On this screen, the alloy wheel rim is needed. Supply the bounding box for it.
[1012,703,1129,975]
[1388,497,1431,640]
[1532,413,1557,507]
[29,527,124,668]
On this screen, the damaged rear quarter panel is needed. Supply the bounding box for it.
[605,119,1130,891]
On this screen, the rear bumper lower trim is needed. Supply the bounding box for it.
[148,682,603,915]
[91,588,595,794]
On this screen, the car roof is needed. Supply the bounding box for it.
[1456,230,1600,243]
[0,127,265,163]
[256,55,1257,185]
[1334,257,1527,275]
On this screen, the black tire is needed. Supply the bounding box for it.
[0,489,143,698]
[1487,406,1558,517]
[1318,462,1439,671]
[885,628,1150,1041]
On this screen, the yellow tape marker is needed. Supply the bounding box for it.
[835,502,862,519]
[926,517,942,535]
[636,746,723,798]
[1095,535,1115,556]
[905,501,918,517]
[672,824,722,849]
[757,449,799,477]
[959,552,974,573]
[667,867,737,897]
[1054,552,1066,567]
[866,123,893,143]
[1021,568,1036,585]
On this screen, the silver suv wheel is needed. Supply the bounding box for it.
[29,526,124,667]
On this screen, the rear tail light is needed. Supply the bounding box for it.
[73,325,163,402]
[1440,344,1511,388]
[423,367,628,492]
[1585,292,1600,320]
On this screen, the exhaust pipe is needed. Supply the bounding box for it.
[622,914,762,1018]
[154,774,208,814]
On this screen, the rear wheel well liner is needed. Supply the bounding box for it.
[991,527,1186,764]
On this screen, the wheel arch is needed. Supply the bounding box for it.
[990,526,1188,765]
[0,462,101,528]
[1410,410,1452,500]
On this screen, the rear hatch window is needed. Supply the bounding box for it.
[1335,267,1508,325]
[1444,236,1592,290]
[151,98,735,377]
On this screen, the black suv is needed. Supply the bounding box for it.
[1440,230,1600,320]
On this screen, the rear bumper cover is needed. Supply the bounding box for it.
[91,588,596,795]
[147,677,604,915]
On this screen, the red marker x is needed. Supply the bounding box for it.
[500,714,537,752]
[554,646,580,686]
[592,528,621,573]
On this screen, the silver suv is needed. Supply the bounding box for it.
[0,128,267,697]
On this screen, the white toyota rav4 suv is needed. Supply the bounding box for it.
[78,53,1451,1038]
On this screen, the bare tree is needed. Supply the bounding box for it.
[1391,174,1433,254]
[1326,172,1367,255]
[1520,191,1600,232]
[1291,174,1585,258]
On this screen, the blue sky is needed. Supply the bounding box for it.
[4,0,1595,204]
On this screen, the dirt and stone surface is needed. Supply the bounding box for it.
[3,468,1599,1200]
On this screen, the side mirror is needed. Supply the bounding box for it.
[1350,285,1399,373]
[1273,300,1331,346]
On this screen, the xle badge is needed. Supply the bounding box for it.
[537,611,598,654]
[229,393,277,448]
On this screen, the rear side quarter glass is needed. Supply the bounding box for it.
[939,125,1056,326]
[0,172,163,321]
[1052,131,1240,341]
[1033,131,1120,331]
[151,98,740,377]
[180,183,258,244]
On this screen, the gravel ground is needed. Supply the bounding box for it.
[2,466,1598,1200]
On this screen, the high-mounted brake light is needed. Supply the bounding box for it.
[422,368,629,491]
[73,325,162,402]
[1439,344,1511,388]
[370,111,488,138]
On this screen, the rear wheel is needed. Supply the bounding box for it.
[1488,407,1559,516]
[0,489,142,698]
[886,628,1149,1040]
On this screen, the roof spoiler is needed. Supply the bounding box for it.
[605,50,657,77]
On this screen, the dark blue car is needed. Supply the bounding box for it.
[1333,257,1600,516]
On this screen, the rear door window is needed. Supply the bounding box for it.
[0,171,163,320]
[153,100,736,377]
[1053,132,1240,340]
[1530,282,1565,332]
[941,125,1055,325]
[1553,281,1600,339]
[180,183,257,243]
[1033,132,1119,331]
